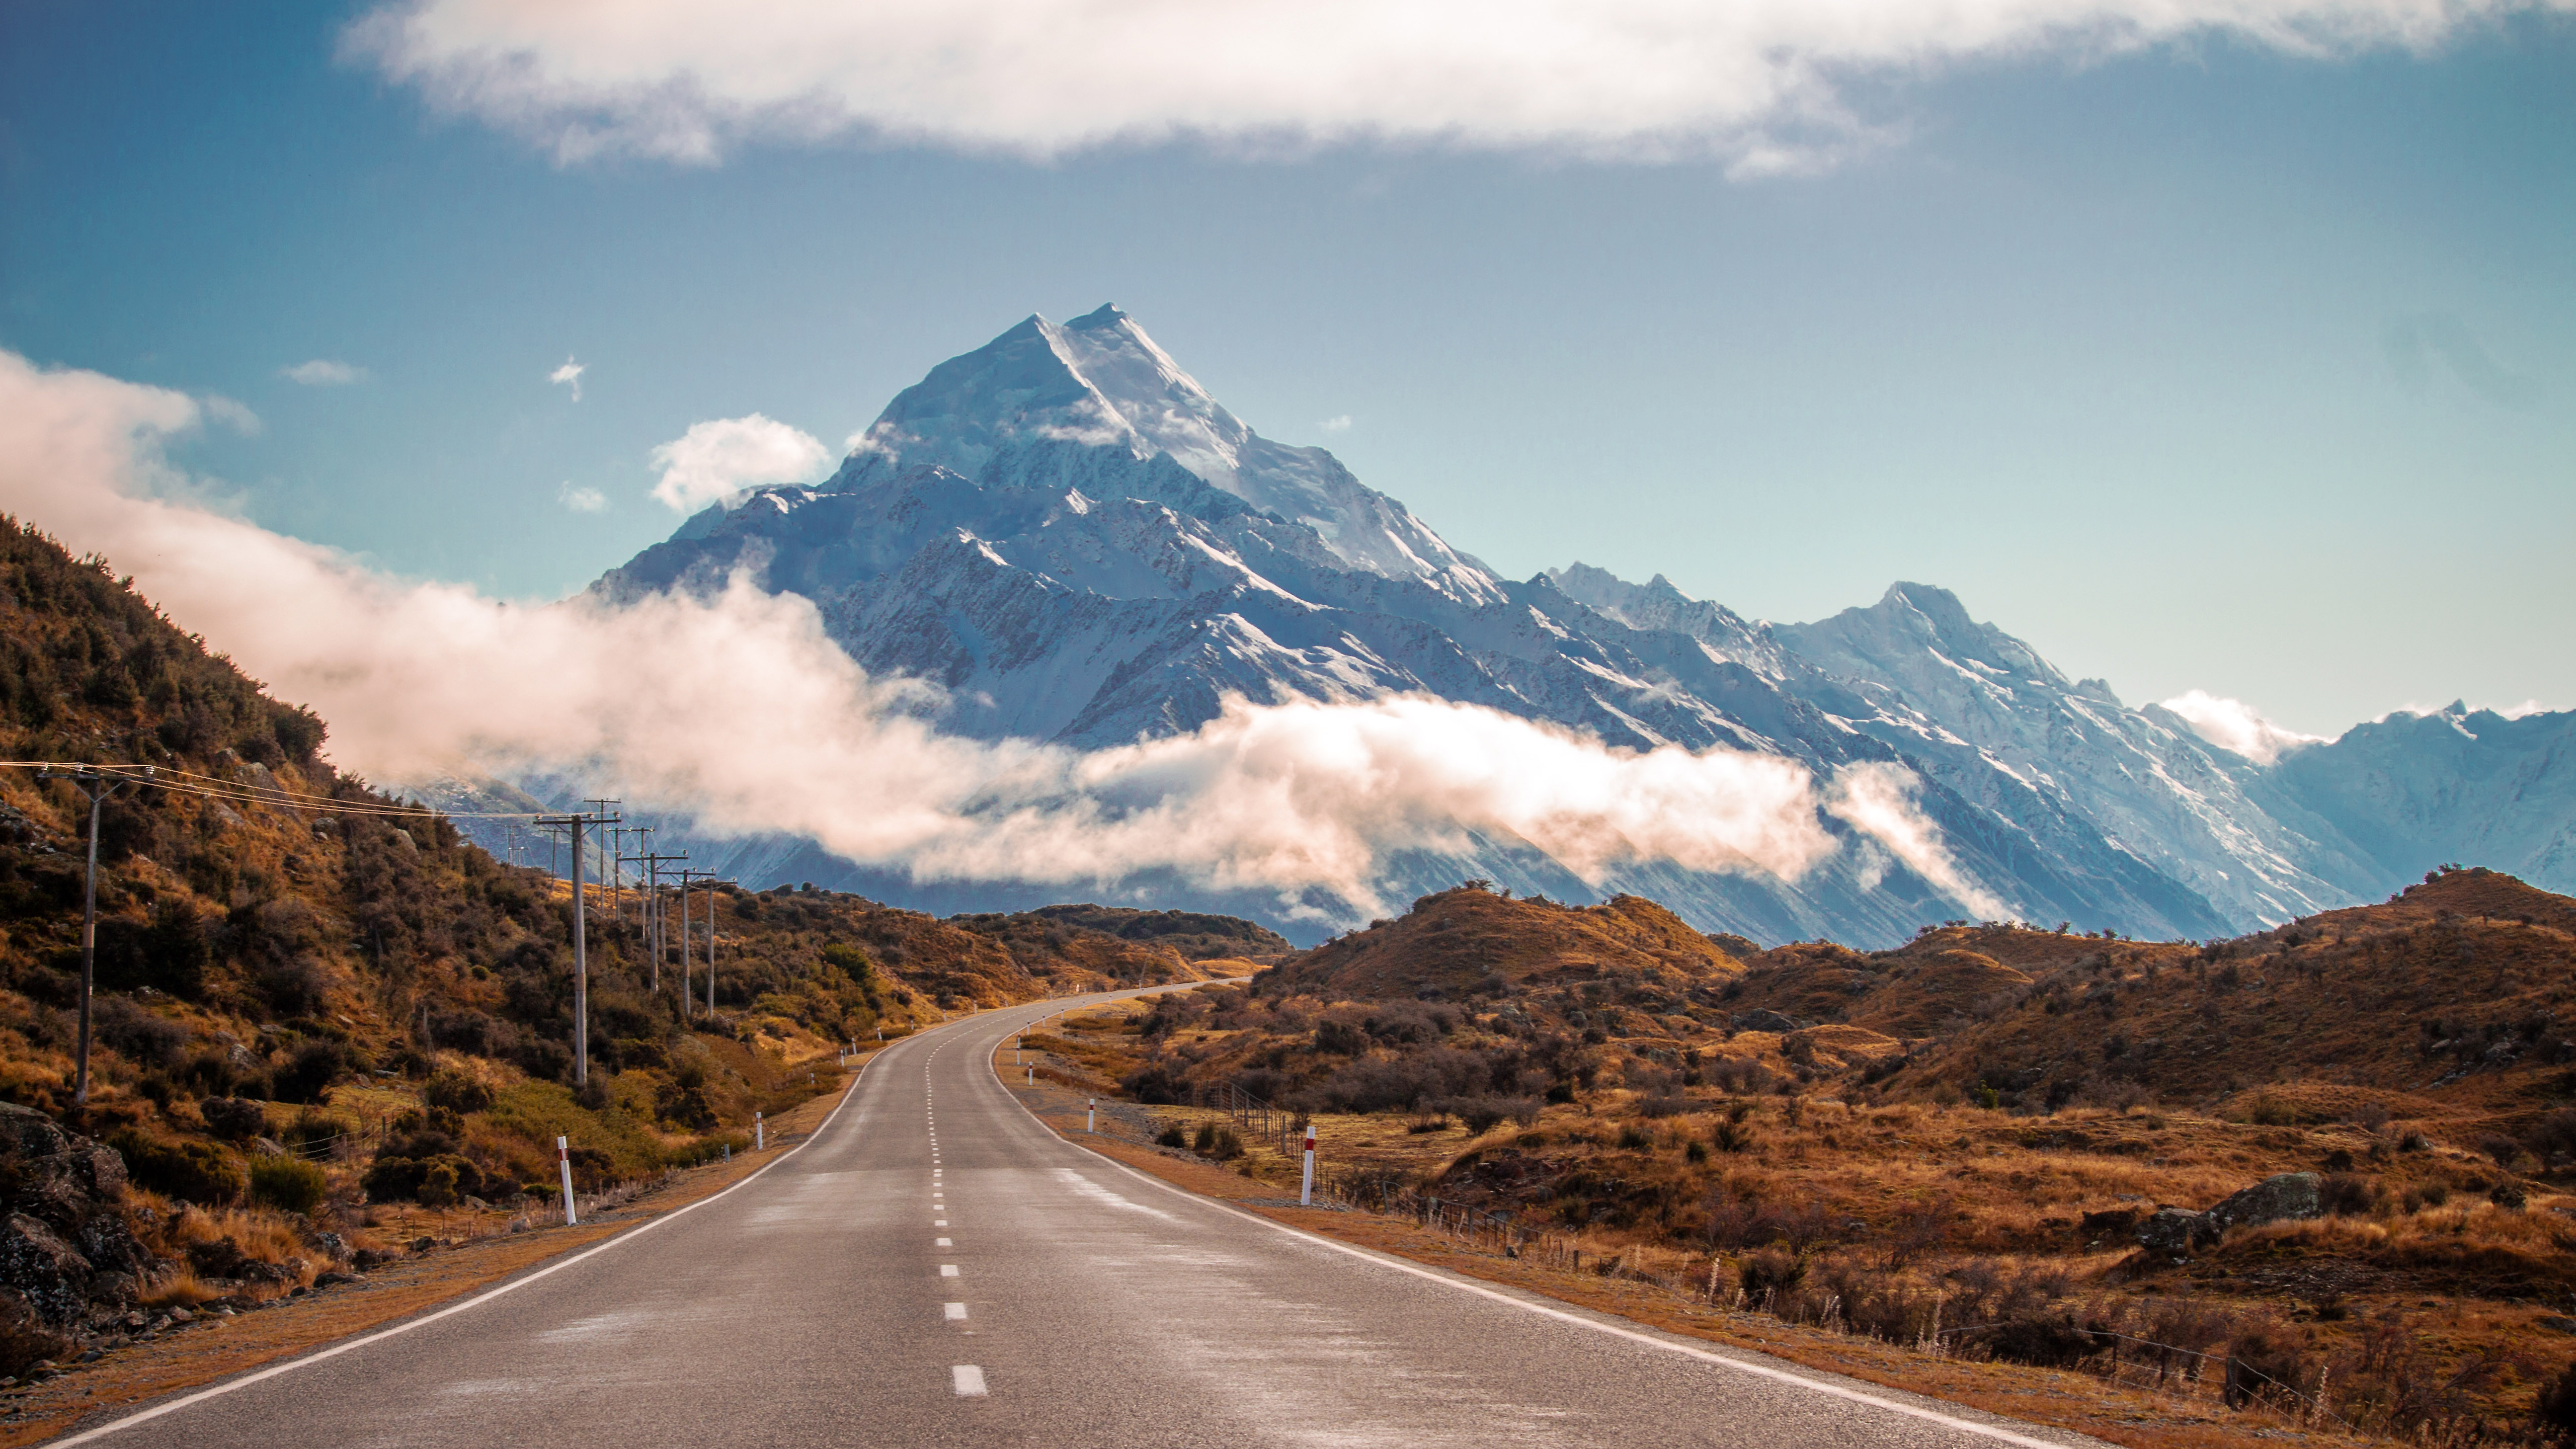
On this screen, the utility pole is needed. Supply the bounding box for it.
[539,804,617,1087]
[677,869,714,1016]
[583,799,621,924]
[707,880,724,1017]
[36,765,148,1107]
[631,850,687,993]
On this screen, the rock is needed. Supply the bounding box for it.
[309,1232,347,1263]
[197,1098,268,1142]
[2136,1207,2216,1255]
[313,1271,357,1288]
[185,1238,250,1280]
[2540,1315,2576,1335]
[2204,1173,2323,1233]
[0,1215,93,1325]
[409,1236,436,1254]
[166,1307,191,1324]
[351,1248,394,1271]
[1733,1009,1801,1034]
[0,1104,157,1330]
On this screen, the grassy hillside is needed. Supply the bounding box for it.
[1070,873,2576,1444]
[0,518,1258,1372]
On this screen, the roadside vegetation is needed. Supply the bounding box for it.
[0,518,1275,1385]
[1047,873,2576,1446]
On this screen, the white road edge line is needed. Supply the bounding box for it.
[50,1015,916,1448]
[982,1000,2098,1449]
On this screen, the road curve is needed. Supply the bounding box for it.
[56,988,2106,1448]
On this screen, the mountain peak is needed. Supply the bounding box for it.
[821,308,1500,601]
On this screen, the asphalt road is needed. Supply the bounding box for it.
[60,989,2104,1448]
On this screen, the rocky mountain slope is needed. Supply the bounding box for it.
[567,306,2570,949]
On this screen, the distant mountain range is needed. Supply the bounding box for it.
[419,305,2576,946]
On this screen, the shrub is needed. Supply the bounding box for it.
[2531,1363,2576,1444]
[362,1151,489,1204]
[248,1156,329,1215]
[1190,1123,1242,1160]
[1739,1247,1805,1300]
[111,1132,246,1205]
[1155,1125,1187,1148]
[2223,1326,2314,1412]
[198,1096,268,1141]
[274,1040,349,1104]
[423,1071,495,1116]
[2491,1180,2529,1210]
[2319,1173,2380,1217]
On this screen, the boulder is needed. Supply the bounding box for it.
[2136,1207,2216,1255]
[0,1215,91,1324]
[2204,1173,2322,1233]
[0,1103,159,1328]
[2135,1173,2323,1257]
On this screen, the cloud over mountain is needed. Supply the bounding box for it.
[0,346,1956,924]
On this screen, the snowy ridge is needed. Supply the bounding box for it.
[549,308,2576,946]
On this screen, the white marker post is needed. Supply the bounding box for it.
[1025,1067,1033,1086]
[755,1111,765,1150]
[1087,1099,1096,1133]
[556,1136,578,1225]
[1300,1123,1317,1207]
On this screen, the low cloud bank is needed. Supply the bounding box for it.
[0,348,1997,920]
[2159,689,2330,766]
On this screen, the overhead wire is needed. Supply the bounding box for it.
[0,760,550,820]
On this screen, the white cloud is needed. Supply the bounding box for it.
[282,359,369,387]
[649,414,831,512]
[0,345,1992,924]
[1317,415,1354,434]
[1825,762,2008,918]
[345,0,2559,171]
[549,356,585,401]
[2159,689,2331,766]
[558,482,608,513]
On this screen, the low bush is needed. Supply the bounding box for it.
[423,1071,495,1116]
[111,1132,245,1205]
[247,1156,328,1215]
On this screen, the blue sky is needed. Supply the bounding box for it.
[2,0,2569,736]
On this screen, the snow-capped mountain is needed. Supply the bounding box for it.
[525,307,2572,945]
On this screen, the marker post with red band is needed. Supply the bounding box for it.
[1086,1098,1095,1133]
[1299,1123,1317,1206]
[557,1135,577,1225]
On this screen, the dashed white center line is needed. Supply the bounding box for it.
[935,1237,952,1247]
[952,1365,987,1397]
[940,1264,960,1277]
[945,1302,967,1321]
[934,1219,948,1226]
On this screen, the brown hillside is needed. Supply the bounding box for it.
[1265,886,1744,1003]
[1882,868,2576,1124]
[0,518,1260,1380]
